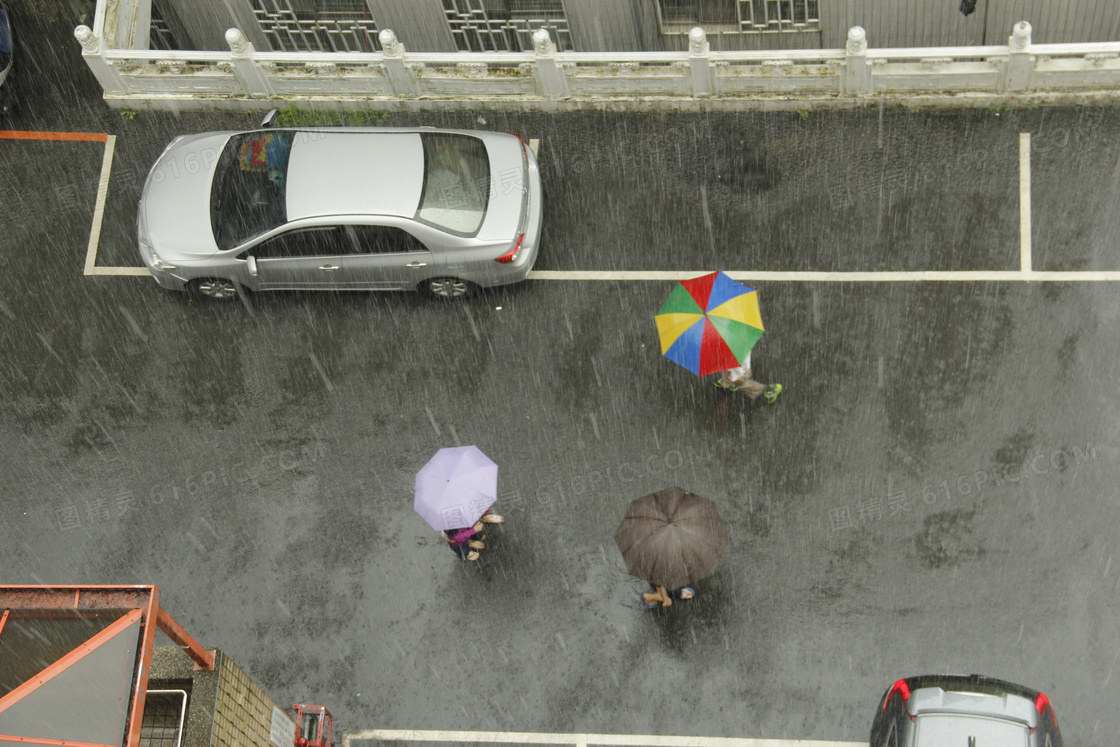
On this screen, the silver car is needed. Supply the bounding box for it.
[871,674,1063,747]
[138,125,542,299]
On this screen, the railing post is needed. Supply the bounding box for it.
[73,25,127,95]
[532,29,569,98]
[688,27,712,97]
[843,26,871,95]
[225,28,272,98]
[1005,21,1034,91]
[379,29,419,98]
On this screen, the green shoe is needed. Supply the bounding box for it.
[764,383,783,403]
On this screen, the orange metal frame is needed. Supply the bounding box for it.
[0,585,215,747]
[292,704,334,747]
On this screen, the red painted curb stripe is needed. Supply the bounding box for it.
[0,131,109,142]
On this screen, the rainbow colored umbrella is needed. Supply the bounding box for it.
[655,271,764,377]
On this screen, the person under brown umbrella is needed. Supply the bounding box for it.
[641,585,695,608]
[614,486,731,609]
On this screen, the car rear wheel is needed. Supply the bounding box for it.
[421,277,475,299]
[189,278,241,301]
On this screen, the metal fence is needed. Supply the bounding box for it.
[658,0,821,34]
[443,0,573,52]
[251,0,381,52]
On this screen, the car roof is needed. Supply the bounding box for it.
[285,132,425,222]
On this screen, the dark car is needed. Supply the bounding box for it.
[0,2,12,116]
[871,674,1062,747]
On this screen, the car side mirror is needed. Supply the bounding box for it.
[260,109,279,128]
[246,255,258,277]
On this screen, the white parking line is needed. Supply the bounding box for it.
[343,729,864,747]
[1019,132,1032,272]
[86,266,150,276]
[527,270,1120,282]
[83,135,116,276]
[86,268,1120,282]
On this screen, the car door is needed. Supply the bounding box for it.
[245,226,351,290]
[340,224,435,290]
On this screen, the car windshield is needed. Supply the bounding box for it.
[211,131,294,250]
[416,133,489,235]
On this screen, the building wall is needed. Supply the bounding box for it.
[822,0,983,49]
[370,0,456,52]
[630,0,824,52]
[158,0,268,51]
[151,0,1120,53]
[565,0,646,52]
[211,652,296,747]
[986,0,1120,44]
[148,646,296,747]
[782,0,1120,49]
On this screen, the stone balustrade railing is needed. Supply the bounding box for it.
[72,20,1120,111]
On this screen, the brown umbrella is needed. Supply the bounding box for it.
[613,486,731,590]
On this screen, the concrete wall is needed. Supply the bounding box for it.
[370,0,455,52]
[146,646,295,747]
[823,0,983,49]
[987,0,1120,44]
[817,0,1120,49]
[158,0,267,51]
[148,646,297,747]
[211,652,295,746]
[146,0,1120,53]
[636,0,1120,51]
[565,0,646,52]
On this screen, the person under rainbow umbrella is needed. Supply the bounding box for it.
[654,271,781,402]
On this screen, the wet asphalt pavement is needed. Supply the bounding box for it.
[3,4,1120,746]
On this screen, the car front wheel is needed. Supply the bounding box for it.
[421,277,475,299]
[189,278,241,301]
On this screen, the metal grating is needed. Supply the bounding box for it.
[444,0,572,52]
[149,1,180,51]
[139,689,188,747]
[252,0,380,52]
[659,0,820,33]
[737,0,819,32]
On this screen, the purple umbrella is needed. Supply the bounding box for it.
[414,446,498,531]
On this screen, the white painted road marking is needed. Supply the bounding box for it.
[89,268,1120,282]
[527,270,1120,282]
[83,134,116,276]
[1019,132,1032,272]
[343,729,864,747]
[87,266,150,277]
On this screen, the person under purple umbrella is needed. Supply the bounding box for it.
[442,509,504,561]
[415,446,505,562]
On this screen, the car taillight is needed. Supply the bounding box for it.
[506,131,528,163]
[496,234,524,264]
[882,679,911,713]
[1035,693,1058,731]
